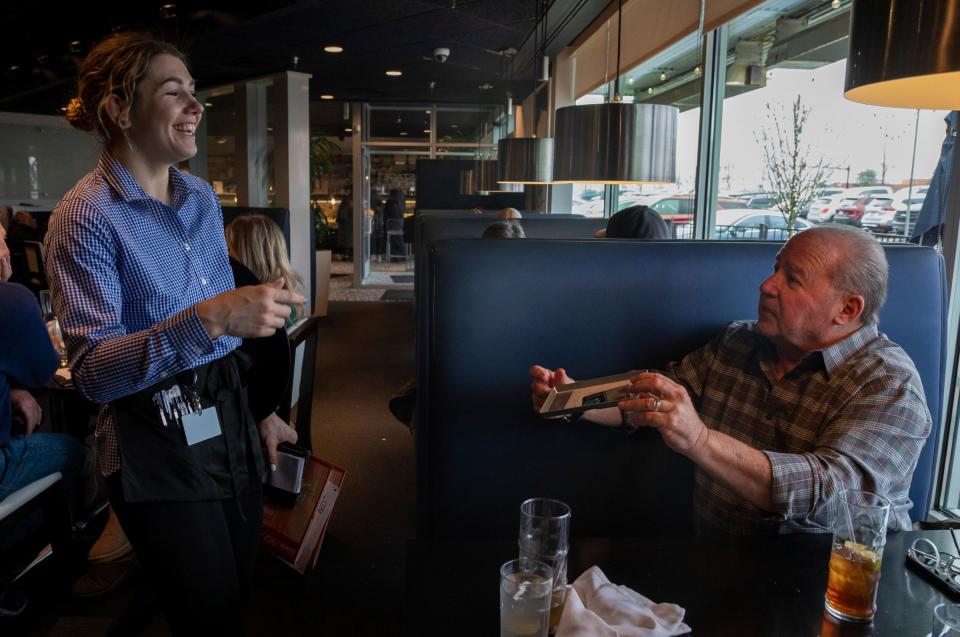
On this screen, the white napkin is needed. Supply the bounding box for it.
[556,566,691,637]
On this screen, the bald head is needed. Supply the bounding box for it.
[786,225,888,325]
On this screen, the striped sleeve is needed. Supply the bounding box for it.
[45,198,216,404]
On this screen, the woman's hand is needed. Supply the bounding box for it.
[257,411,299,471]
[197,280,304,339]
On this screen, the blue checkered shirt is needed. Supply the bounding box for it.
[45,152,240,475]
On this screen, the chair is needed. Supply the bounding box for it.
[278,316,321,452]
[386,218,406,262]
[21,241,48,295]
[0,472,68,588]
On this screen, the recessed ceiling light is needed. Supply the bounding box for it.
[321,94,334,100]
[626,77,634,85]
[425,110,431,114]
[345,127,352,133]
[478,83,493,90]
[423,129,431,134]
[324,45,344,53]
[400,131,408,136]
[9,65,19,71]
[204,102,213,107]
[217,138,226,144]
[386,69,402,77]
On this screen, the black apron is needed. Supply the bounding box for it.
[109,352,265,504]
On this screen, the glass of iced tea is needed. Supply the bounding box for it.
[824,489,890,623]
[518,499,570,635]
[932,602,960,635]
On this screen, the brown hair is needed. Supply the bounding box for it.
[225,215,305,318]
[65,33,188,143]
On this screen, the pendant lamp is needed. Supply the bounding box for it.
[844,0,960,109]
[497,0,554,185]
[552,0,679,184]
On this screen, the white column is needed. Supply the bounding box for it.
[273,71,313,311]
[236,81,268,207]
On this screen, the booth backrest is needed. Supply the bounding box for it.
[417,240,945,540]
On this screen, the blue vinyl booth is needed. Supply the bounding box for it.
[415,240,945,540]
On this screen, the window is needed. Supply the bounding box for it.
[716,3,947,240]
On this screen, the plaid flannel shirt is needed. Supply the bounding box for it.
[665,320,931,535]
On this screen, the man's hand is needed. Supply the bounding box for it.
[10,389,42,436]
[257,411,299,471]
[197,280,304,340]
[529,365,575,412]
[619,372,709,455]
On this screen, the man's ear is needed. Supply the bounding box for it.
[834,293,865,326]
[104,94,130,129]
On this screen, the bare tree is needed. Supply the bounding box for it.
[756,96,830,232]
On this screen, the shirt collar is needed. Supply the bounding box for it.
[819,323,879,377]
[755,322,878,381]
[98,150,198,207]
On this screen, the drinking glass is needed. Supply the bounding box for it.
[38,290,67,367]
[824,489,890,622]
[933,603,960,636]
[500,558,553,637]
[518,498,570,634]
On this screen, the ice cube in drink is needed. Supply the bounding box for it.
[500,572,551,637]
[824,540,883,622]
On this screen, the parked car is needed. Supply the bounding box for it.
[860,197,899,232]
[642,195,746,223]
[832,197,875,227]
[715,210,814,239]
[891,198,927,236]
[676,210,813,239]
[745,194,778,209]
[807,195,848,222]
[801,188,846,218]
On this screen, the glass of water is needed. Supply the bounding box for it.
[519,498,571,634]
[500,558,553,637]
[933,603,960,636]
[38,290,67,367]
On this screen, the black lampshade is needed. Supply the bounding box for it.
[844,0,960,109]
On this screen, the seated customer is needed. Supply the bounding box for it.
[604,205,671,239]
[530,225,930,535]
[497,208,522,220]
[225,214,306,328]
[482,221,525,239]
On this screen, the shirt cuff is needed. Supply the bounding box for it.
[160,305,217,359]
[764,450,817,518]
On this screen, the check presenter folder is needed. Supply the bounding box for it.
[261,454,346,574]
[539,371,639,418]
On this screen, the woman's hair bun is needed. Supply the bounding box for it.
[64,97,94,131]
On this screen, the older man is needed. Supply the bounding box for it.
[531,225,931,535]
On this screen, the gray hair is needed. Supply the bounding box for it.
[796,225,888,325]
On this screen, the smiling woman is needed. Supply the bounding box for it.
[46,33,301,635]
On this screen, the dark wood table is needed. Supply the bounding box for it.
[406,531,960,636]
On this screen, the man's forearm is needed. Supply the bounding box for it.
[685,428,775,511]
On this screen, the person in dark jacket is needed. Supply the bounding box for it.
[383,189,406,260]
[335,188,353,260]
[604,205,672,239]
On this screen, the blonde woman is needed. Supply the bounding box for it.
[225,214,306,328]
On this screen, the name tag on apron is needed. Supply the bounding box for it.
[182,408,223,446]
